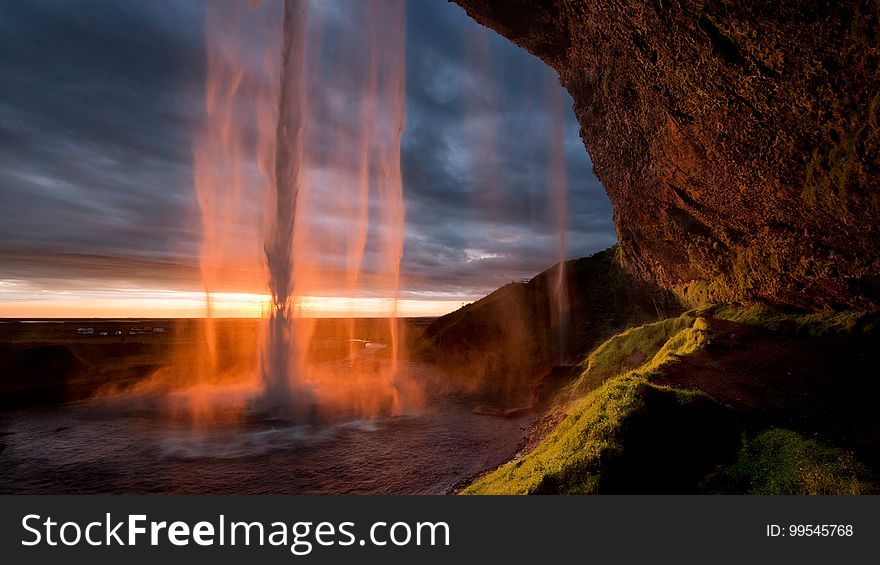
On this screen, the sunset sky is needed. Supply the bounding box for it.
[0,0,615,318]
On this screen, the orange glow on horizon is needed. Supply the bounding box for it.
[0,287,464,319]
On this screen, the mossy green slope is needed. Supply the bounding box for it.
[565,312,709,399]
[463,307,876,495]
[463,374,736,494]
[464,314,732,495]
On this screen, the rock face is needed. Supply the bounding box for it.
[452,0,880,309]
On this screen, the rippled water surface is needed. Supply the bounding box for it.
[0,367,529,494]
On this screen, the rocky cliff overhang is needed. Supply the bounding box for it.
[453,0,880,309]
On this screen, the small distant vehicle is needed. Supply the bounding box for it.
[114,330,122,335]
[99,331,109,336]
[75,328,94,336]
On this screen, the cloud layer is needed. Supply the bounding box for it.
[0,0,615,312]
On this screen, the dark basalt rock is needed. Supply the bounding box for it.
[452,0,880,309]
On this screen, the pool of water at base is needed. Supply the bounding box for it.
[0,381,530,494]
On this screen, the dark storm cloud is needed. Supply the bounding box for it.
[0,0,206,263]
[398,1,615,296]
[0,0,615,303]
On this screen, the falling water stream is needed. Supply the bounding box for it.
[261,0,308,413]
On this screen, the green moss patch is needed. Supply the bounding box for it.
[701,429,875,495]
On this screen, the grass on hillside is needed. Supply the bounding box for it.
[463,314,727,495]
[564,312,710,399]
[463,306,876,495]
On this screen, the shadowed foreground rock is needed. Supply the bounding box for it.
[452,0,880,309]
